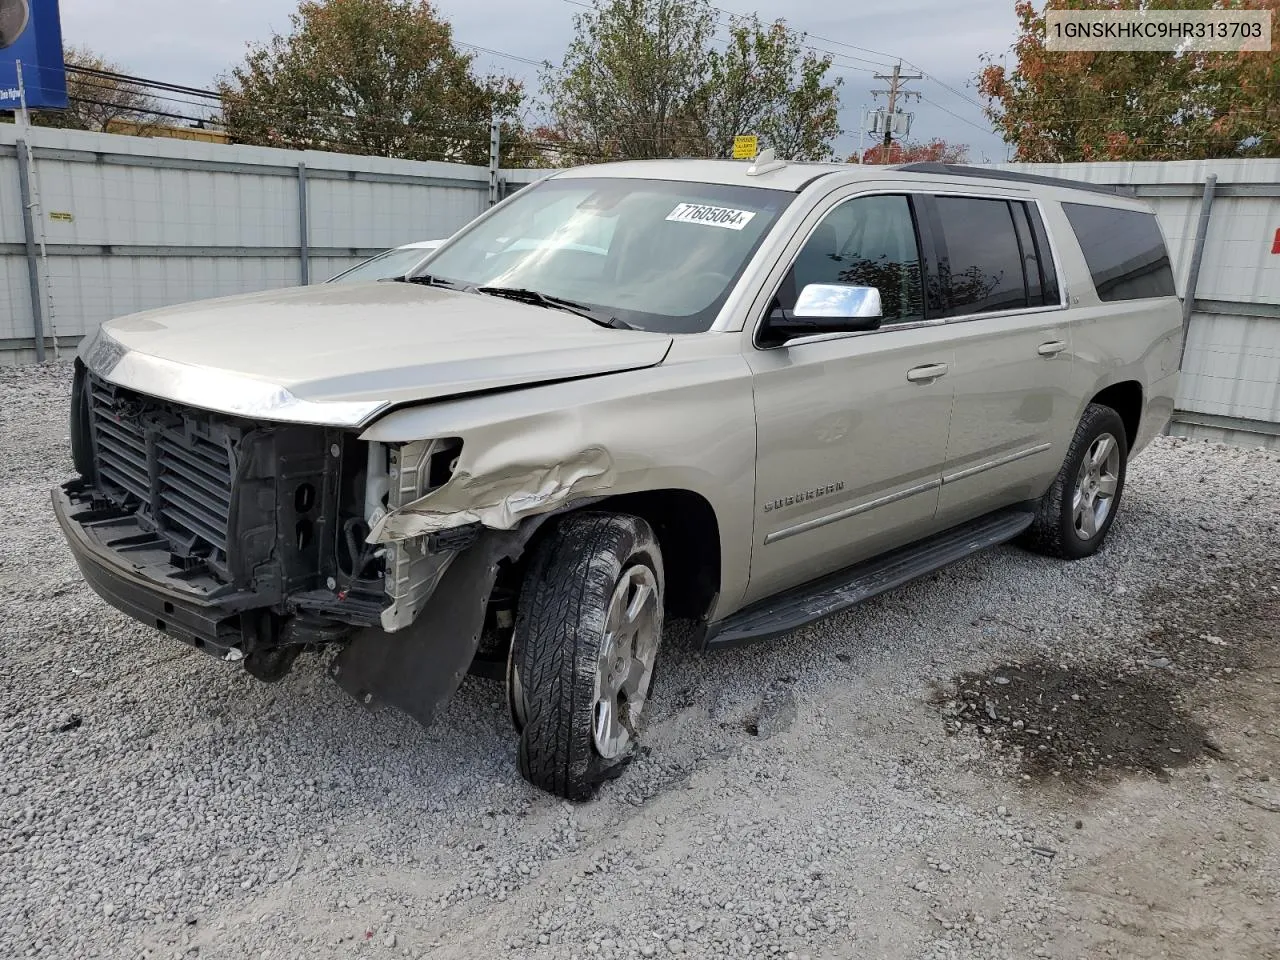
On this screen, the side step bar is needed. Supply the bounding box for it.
[704,506,1036,649]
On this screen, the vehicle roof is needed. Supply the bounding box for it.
[549,158,850,192]
[548,158,1144,205]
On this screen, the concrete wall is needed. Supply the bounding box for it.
[0,124,547,362]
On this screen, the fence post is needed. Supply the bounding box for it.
[1178,173,1217,370]
[297,162,311,284]
[15,139,46,363]
[488,117,500,207]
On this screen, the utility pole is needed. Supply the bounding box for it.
[488,115,501,207]
[871,62,922,159]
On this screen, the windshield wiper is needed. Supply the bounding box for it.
[475,286,635,330]
[395,273,460,289]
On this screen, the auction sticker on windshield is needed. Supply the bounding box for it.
[666,203,757,230]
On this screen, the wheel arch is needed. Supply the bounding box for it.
[520,488,723,623]
[1088,379,1144,452]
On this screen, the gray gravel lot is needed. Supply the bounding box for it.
[2,361,1278,960]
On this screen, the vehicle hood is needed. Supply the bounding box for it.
[82,282,673,427]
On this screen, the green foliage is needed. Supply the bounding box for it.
[542,0,842,161]
[219,0,523,163]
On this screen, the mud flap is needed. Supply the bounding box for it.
[329,525,539,728]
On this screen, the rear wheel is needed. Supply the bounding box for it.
[509,512,664,800]
[1022,403,1128,560]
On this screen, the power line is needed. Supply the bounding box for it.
[698,0,900,65]
[65,64,223,100]
[66,65,537,141]
[455,40,547,69]
[67,96,213,126]
[914,69,987,114]
[919,96,996,137]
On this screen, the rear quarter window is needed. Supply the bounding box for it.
[1061,202,1176,302]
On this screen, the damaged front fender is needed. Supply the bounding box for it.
[367,440,616,544]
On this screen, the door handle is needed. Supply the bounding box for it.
[1038,340,1067,357]
[906,363,949,383]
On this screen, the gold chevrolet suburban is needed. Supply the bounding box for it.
[54,158,1182,799]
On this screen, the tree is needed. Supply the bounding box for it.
[543,0,842,162]
[855,138,969,164]
[219,0,523,164]
[507,124,578,168]
[32,46,162,131]
[978,0,1280,161]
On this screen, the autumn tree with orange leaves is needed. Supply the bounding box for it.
[854,138,970,164]
[978,0,1279,161]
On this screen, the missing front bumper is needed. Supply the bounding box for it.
[52,482,246,657]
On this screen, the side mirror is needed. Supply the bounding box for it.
[765,284,883,342]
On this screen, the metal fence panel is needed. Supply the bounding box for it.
[0,125,509,359]
[0,149,23,245]
[305,175,483,249]
[1192,194,1280,304]
[1181,312,1280,421]
[1,256,32,340]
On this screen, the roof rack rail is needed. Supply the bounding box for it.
[893,162,1135,198]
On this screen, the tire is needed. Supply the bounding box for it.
[510,512,664,800]
[1021,403,1129,560]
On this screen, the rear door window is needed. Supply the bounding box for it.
[931,196,1029,316]
[1062,202,1176,302]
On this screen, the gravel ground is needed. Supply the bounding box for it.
[2,361,1278,960]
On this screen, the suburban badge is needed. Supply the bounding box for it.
[762,481,845,513]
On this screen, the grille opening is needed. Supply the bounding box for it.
[163,601,174,614]
[294,483,316,513]
[296,518,314,551]
[88,373,236,564]
[156,619,167,631]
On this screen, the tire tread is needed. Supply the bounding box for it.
[1021,403,1129,560]
[513,512,660,800]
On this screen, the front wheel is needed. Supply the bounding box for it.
[510,512,664,800]
[1021,403,1129,560]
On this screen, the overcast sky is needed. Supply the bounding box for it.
[59,0,1018,161]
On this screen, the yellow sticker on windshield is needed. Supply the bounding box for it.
[665,203,757,231]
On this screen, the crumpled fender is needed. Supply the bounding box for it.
[366,433,616,543]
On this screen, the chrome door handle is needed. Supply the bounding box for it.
[1038,340,1067,357]
[906,363,949,383]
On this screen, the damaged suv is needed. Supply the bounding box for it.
[55,158,1182,799]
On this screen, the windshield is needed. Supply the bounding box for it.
[330,246,435,283]
[418,177,793,333]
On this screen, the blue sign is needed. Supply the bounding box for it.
[0,0,67,111]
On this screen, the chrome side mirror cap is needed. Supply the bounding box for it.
[793,283,883,320]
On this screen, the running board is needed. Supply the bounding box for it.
[704,507,1036,649]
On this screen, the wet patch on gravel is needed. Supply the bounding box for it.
[938,557,1276,784]
[942,662,1211,779]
